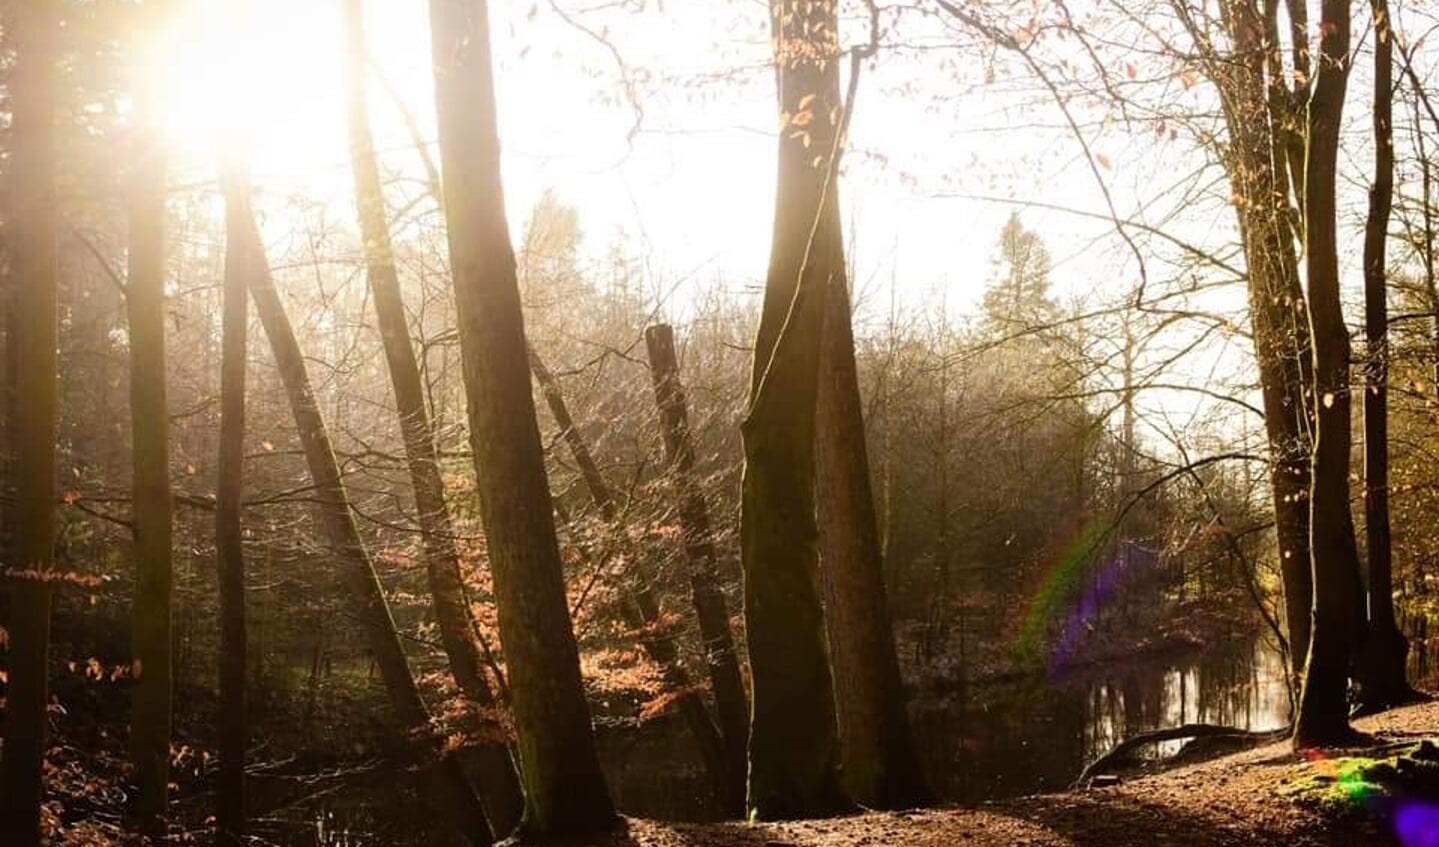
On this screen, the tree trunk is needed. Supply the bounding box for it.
[528,344,742,816]
[643,324,750,805]
[341,0,525,831]
[126,17,175,828]
[215,164,251,847]
[1293,0,1366,748]
[816,272,933,809]
[1358,0,1419,711]
[1211,0,1314,681]
[0,268,10,641]
[741,0,849,819]
[0,2,59,842]
[230,179,492,844]
[426,0,616,836]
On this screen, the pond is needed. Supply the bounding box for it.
[254,638,1292,844]
[909,636,1292,802]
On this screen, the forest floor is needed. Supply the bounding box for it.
[598,700,1439,847]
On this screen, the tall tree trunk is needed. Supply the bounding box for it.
[341,0,524,831]
[741,0,848,819]
[0,149,14,681]
[1358,0,1419,710]
[1293,0,1366,748]
[529,344,742,816]
[1209,0,1314,681]
[425,0,616,836]
[643,323,750,807]
[230,180,492,844]
[215,164,251,847]
[126,13,175,827]
[817,273,933,809]
[0,2,59,842]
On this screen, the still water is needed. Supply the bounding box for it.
[911,637,1291,802]
[263,639,1292,845]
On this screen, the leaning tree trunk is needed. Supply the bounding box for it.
[1293,0,1366,749]
[0,2,59,843]
[741,0,849,819]
[229,180,492,844]
[341,0,524,831]
[528,345,741,816]
[1358,0,1419,711]
[426,0,616,836]
[1209,0,1314,680]
[215,163,251,847]
[126,14,175,827]
[643,324,750,804]
[817,270,933,809]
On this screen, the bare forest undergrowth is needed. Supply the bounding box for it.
[592,700,1439,847]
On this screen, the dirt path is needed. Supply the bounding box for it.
[594,701,1439,847]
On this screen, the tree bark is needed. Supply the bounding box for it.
[643,324,750,806]
[1209,0,1314,680]
[0,231,11,641]
[341,0,524,831]
[817,272,933,809]
[0,2,59,843]
[1358,0,1419,711]
[215,163,251,847]
[230,180,492,844]
[741,0,849,819]
[126,14,175,827]
[1293,0,1366,749]
[426,0,616,836]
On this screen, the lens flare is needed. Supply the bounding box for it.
[1395,800,1439,847]
[1013,520,1153,673]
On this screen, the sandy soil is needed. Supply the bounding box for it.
[584,700,1439,847]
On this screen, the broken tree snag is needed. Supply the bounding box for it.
[644,323,750,810]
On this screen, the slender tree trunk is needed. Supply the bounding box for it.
[1358,0,1419,710]
[230,180,492,844]
[215,164,251,847]
[426,0,616,835]
[0,150,14,677]
[0,2,59,842]
[817,271,933,809]
[1415,103,1439,402]
[741,0,849,819]
[527,348,615,526]
[643,324,750,806]
[126,17,175,828]
[1294,0,1366,748]
[528,344,742,816]
[341,0,524,831]
[1209,0,1314,680]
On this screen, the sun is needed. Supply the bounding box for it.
[150,0,349,181]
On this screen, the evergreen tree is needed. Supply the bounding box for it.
[981,212,1059,333]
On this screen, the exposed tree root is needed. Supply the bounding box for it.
[1075,724,1291,787]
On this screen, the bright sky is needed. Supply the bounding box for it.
[151,0,1433,446]
[156,0,1186,320]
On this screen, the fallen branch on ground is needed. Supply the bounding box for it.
[1075,724,1291,787]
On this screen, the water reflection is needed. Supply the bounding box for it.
[271,639,1294,843]
[912,637,1292,802]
